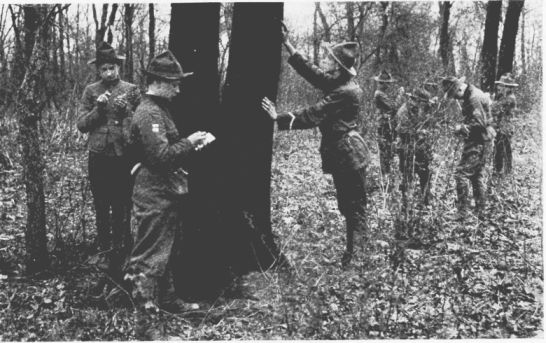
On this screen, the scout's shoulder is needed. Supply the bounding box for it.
[134,98,163,123]
[83,81,103,94]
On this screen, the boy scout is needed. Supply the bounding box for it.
[492,73,519,174]
[124,51,211,322]
[262,26,367,267]
[441,76,495,217]
[77,42,140,289]
[396,88,436,205]
[372,70,401,176]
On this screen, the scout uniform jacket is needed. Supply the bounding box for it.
[492,93,517,136]
[461,84,494,144]
[396,102,435,150]
[278,52,367,174]
[129,95,194,197]
[77,79,140,156]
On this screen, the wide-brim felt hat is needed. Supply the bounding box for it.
[372,70,396,83]
[88,41,125,65]
[495,73,519,87]
[142,50,193,81]
[441,75,465,93]
[325,42,359,76]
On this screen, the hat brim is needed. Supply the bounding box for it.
[325,45,357,77]
[88,56,126,65]
[142,69,194,80]
[495,81,519,87]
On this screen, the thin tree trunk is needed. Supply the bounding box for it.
[16,5,53,274]
[58,8,65,84]
[313,4,319,65]
[315,3,330,42]
[521,7,526,75]
[375,1,389,68]
[124,4,134,82]
[497,0,524,78]
[148,3,155,62]
[346,2,355,41]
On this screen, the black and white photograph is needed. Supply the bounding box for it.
[0,0,543,340]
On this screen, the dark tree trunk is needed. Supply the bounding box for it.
[479,0,502,92]
[439,1,455,75]
[497,0,524,78]
[16,5,52,274]
[124,4,134,82]
[169,3,229,299]
[93,3,118,48]
[58,8,65,84]
[313,4,320,65]
[168,2,286,299]
[315,3,330,42]
[346,2,355,41]
[375,1,389,68]
[148,3,155,62]
[220,2,285,272]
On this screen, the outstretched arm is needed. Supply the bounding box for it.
[281,21,336,91]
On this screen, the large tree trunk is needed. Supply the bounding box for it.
[15,5,53,274]
[479,0,502,92]
[497,0,524,78]
[168,2,286,299]
[123,4,134,82]
[220,2,286,273]
[169,3,226,298]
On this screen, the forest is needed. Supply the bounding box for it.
[0,1,543,340]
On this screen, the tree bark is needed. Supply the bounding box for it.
[220,2,285,272]
[315,3,330,42]
[168,2,226,299]
[497,0,524,78]
[123,4,134,82]
[439,1,456,75]
[479,0,502,92]
[375,1,389,68]
[346,2,355,41]
[58,8,65,84]
[148,3,155,62]
[313,4,320,65]
[15,5,53,274]
[93,3,118,47]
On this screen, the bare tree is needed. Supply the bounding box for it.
[148,3,155,62]
[15,4,57,273]
[123,4,134,82]
[92,3,118,47]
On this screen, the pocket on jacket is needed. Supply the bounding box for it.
[88,126,108,153]
[334,132,368,171]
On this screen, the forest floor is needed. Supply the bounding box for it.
[0,103,543,340]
